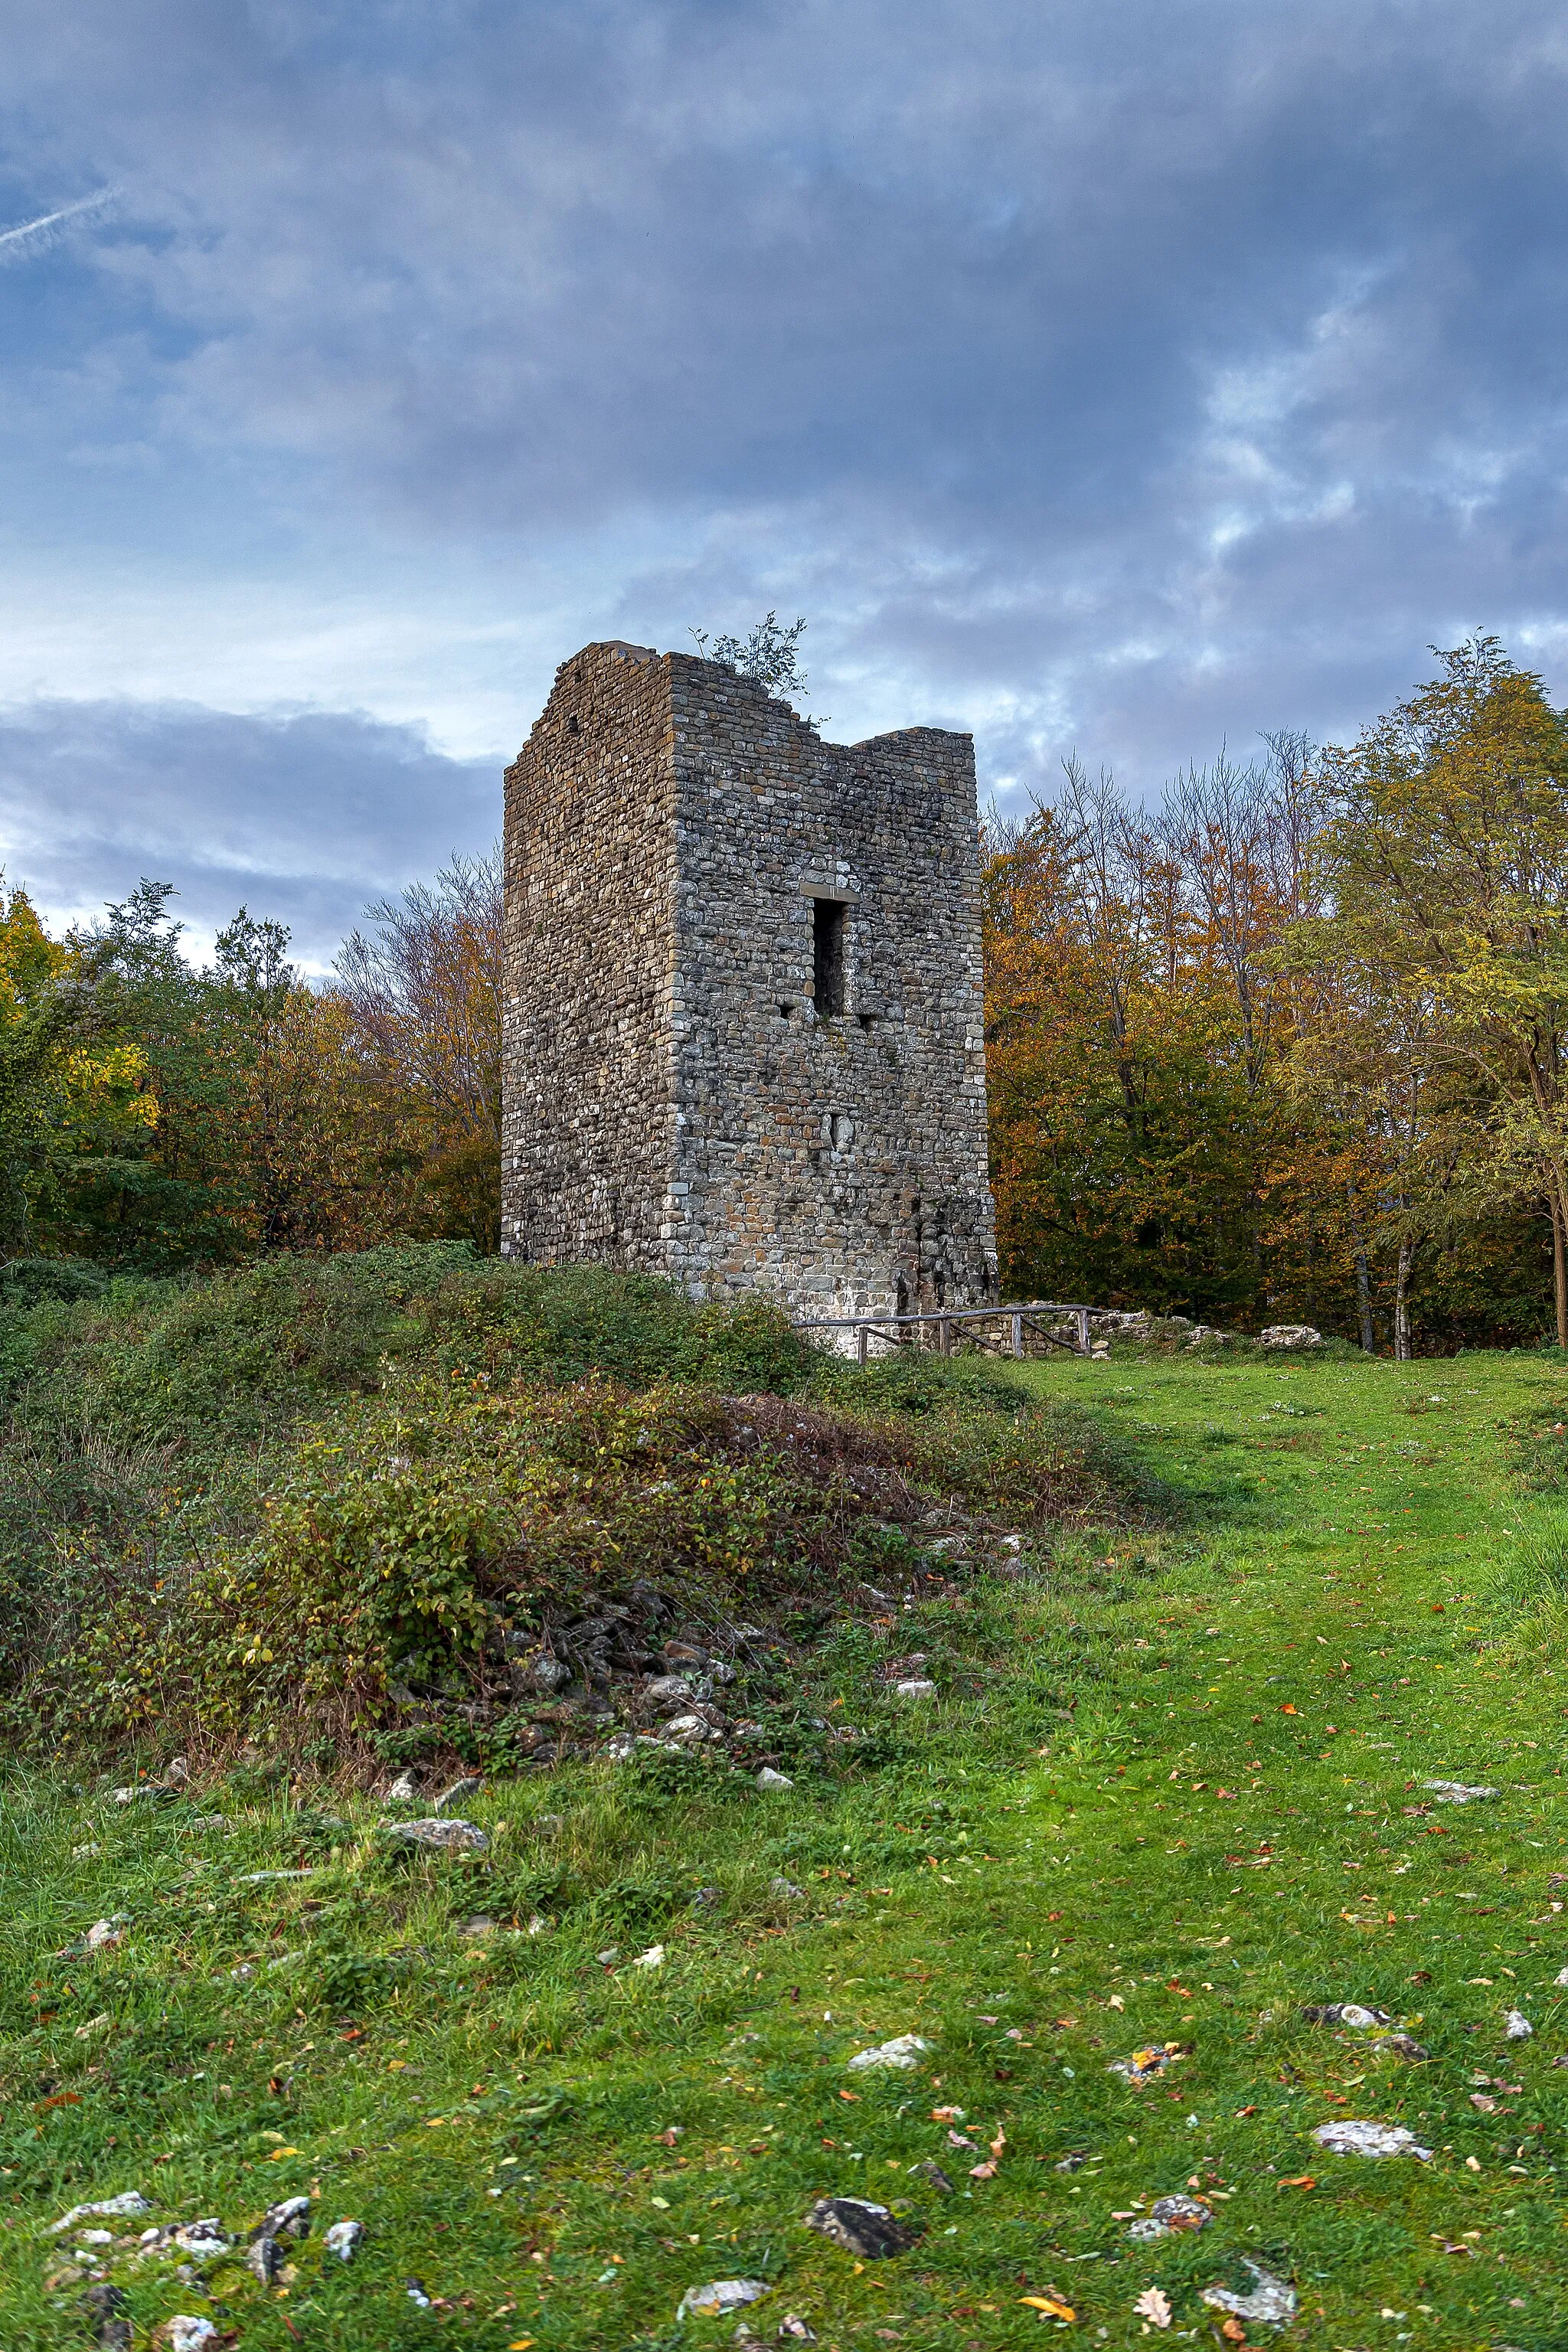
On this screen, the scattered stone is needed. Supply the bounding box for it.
[1259,1325,1322,1349]
[247,2236,279,2284]
[756,1768,794,1792]
[177,2220,230,2259]
[1371,2033,1429,2062]
[1126,2193,1210,2240]
[804,2197,921,2259]
[164,1756,190,1786]
[1312,2118,1432,2159]
[677,2277,772,2319]
[1423,1779,1497,1805]
[910,2161,955,2194]
[777,2321,818,2343]
[847,2034,933,2073]
[664,1641,710,1668]
[605,1732,641,1762]
[73,1842,102,1860]
[643,1673,697,1710]
[188,1815,228,1834]
[1108,2041,1184,2086]
[769,1877,805,1901]
[257,2194,312,2240]
[1556,1965,1568,1988]
[380,1818,488,1853]
[407,2278,433,2308]
[665,1711,724,1744]
[236,1868,318,1885]
[84,1917,129,1952]
[80,2282,130,2351]
[110,1785,160,1807]
[1054,2151,1091,2172]
[597,1949,621,1966]
[434,1775,482,1813]
[1302,2001,1393,2029]
[325,2219,364,2261]
[688,1886,722,1912]
[894,1679,936,1700]
[384,1771,419,1803]
[154,2321,217,2352]
[1504,2009,1534,2040]
[632,1944,666,1969]
[1200,2262,1298,2327]
[51,2191,151,2234]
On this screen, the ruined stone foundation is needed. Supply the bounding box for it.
[501,639,997,1324]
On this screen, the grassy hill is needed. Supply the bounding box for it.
[2,1260,1566,2348]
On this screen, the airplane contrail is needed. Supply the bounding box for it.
[0,188,117,256]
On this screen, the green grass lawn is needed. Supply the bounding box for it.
[5,1343,1568,2352]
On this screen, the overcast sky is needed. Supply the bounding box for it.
[5,0,1568,965]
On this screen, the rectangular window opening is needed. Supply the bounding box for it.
[812,898,847,1018]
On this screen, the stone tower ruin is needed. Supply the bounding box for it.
[501,639,997,1324]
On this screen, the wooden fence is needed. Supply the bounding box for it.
[790,1300,1096,1367]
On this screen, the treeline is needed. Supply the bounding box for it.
[985,638,1568,1354]
[0,854,501,1268]
[5,639,1568,1354]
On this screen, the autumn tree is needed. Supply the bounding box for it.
[332,848,504,1250]
[1299,639,1568,1348]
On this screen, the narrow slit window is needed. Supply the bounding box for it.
[812,898,846,1017]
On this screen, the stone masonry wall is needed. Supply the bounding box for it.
[501,640,997,1322]
[502,641,677,1269]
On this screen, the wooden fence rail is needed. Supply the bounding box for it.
[790,1300,1097,1367]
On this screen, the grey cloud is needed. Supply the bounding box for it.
[0,700,498,968]
[4,1,1568,831]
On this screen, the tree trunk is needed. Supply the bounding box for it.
[1394,1236,1416,1362]
[1347,1187,1375,1355]
[1551,1186,1568,1351]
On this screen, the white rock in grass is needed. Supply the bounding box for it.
[158,2321,217,2352]
[259,2194,312,2239]
[384,1771,418,1803]
[51,2190,151,2233]
[1313,2118,1432,2159]
[769,1877,805,1900]
[85,1917,129,1951]
[1504,2008,1533,2040]
[172,2220,230,2261]
[895,1679,937,1700]
[756,1768,794,1792]
[847,2035,934,2072]
[1423,1779,1497,1805]
[325,2219,364,2262]
[632,1944,666,1969]
[1556,1966,1568,1988]
[1200,2262,1298,2326]
[677,2277,772,2319]
[380,1818,488,1853]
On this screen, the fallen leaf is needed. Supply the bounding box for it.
[1278,2174,1315,2190]
[1133,2287,1172,2328]
[1220,2320,1246,2344]
[1019,2295,1076,2321]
